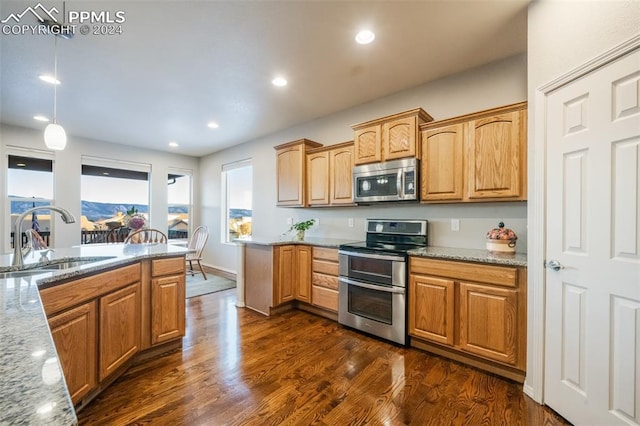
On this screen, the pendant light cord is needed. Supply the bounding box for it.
[53,35,58,124]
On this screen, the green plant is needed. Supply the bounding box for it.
[289,219,315,232]
[126,205,139,216]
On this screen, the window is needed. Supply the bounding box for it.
[80,157,150,244]
[168,170,192,240]
[7,152,54,249]
[222,160,252,243]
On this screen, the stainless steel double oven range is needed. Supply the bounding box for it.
[338,219,428,345]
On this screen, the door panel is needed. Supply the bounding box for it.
[545,47,640,425]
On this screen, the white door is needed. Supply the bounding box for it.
[545,48,640,425]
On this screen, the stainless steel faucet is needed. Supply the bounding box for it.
[12,206,76,267]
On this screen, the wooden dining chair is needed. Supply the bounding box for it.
[186,225,209,279]
[124,228,168,244]
[106,226,130,243]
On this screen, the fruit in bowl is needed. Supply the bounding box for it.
[486,221,517,252]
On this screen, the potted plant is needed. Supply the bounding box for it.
[289,219,315,241]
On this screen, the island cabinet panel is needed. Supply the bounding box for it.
[409,256,527,381]
[99,282,141,381]
[275,139,323,207]
[48,301,97,405]
[151,274,186,345]
[420,123,465,201]
[311,247,339,312]
[409,275,455,346]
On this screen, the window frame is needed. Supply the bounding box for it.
[167,167,193,241]
[221,159,252,244]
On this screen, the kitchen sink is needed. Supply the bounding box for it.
[37,256,117,270]
[0,270,49,279]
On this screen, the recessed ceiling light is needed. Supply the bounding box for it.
[272,77,288,87]
[169,141,179,148]
[355,30,375,45]
[16,163,26,167]
[38,74,61,85]
[207,122,219,129]
[33,115,50,122]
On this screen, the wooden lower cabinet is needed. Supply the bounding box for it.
[99,282,141,381]
[276,245,296,304]
[295,246,312,303]
[311,247,339,312]
[151,275,186,345]
[409,257,526,381]
[41,257,186,407]
[48,301,97,404]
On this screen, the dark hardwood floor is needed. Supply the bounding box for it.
[78,288,570,425]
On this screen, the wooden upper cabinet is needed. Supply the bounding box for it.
[420,123,465,201]
[384,116,418,160]
[354,125,382,164]
[467,108,526,200]
[419,102,527,203]
[352,108,433,165]
[306,141,355,206]
[306,151,330,205]
[275,139,322,207]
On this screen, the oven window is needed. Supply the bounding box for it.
[349,257,392,282]
[348,284,393,324]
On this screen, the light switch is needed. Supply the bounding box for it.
[348,218,354,228]
[451,219,460,231]
[286,217,293,225]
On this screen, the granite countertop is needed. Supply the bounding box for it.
[0,243,190,426]
[235,236,360,248]
[409,246,527,267]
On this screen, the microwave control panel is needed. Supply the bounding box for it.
[404,171,416,195]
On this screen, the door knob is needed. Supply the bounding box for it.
[545,260,564,271]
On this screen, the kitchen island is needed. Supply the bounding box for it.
[0,243,189,426]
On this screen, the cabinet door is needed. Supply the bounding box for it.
[329,144,354,204]
[48,301,97,404]
[409,274,455,346]
[354,125,382,164]
[383,117,417,160]
[420,123,464,201]
[276,145,304,206]
[467,109,525,199]
[151,274,186,345]
[295,246,312,303]
[277,245,296,304]
[307,151,330,205]
[459,281,518,366]
[99,282,141,381]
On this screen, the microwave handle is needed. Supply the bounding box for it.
[339,277,405,294]
[397,169,403,197]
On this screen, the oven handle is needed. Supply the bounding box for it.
[338,250,405,262]
[339,277,406,294]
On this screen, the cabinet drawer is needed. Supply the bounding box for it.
[312,285,338,312]
[41,263,141,316]
[410,257,517,288]
[313,247,339,262]
[152,256,185,277]
[312,272,338,290]
[312,259,339,276]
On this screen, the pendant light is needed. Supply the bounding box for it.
[44,14,66,150]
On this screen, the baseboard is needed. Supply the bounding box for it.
[198,264,236,281]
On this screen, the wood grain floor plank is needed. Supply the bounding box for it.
[78,287,570,425]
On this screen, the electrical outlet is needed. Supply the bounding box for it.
[348,218,354,228]
[451,219,460,232]
[286,217,293,225]
[314,218,320,227]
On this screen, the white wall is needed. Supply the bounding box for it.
[526,0,640,402]
[200,54,528,273]
[0,124,199,250]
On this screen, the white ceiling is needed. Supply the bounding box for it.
[0,1,528,157]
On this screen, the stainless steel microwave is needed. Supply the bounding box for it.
[353,158,418,203]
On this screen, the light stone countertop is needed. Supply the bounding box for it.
[0,243,190,426]
[235,236,360,248]
[409,246,528,267]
